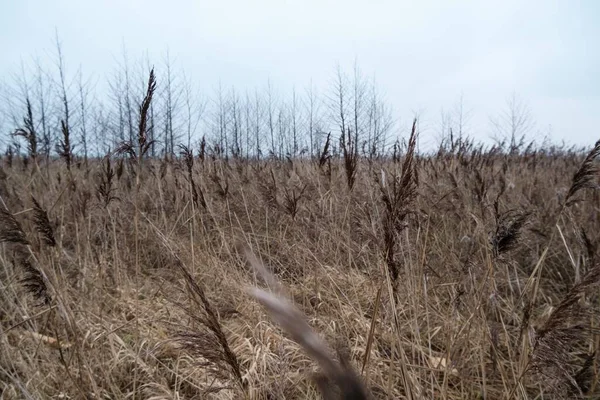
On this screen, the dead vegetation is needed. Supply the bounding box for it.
[1,114,600,399]
[0,135,600,399]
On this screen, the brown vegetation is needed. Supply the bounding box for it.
[1,133,599,399]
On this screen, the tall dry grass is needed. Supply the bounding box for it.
[0,134,599,399]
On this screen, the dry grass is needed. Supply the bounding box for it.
[1,139,600,399]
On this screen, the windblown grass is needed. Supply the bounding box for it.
[1,137,599,399]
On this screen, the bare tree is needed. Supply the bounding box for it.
[244,91,252,159]
[331,64,359,189]
[366,81,396,159]
[436,107,453,151]
[304,80,322,158]
[122,44,135,143]
[490,92,535,154]
[352,61,366,155]
[277,100,288,158]
[33,57,53,161]
[182,71,205,149]
[290,87,301,156]
[230,88,241,157]
[436,94,472,153]
[1,61,34,160]
[0,81,6,150]
[212,82,229,158]
[161,50,183,157]
[253,89,263,159]
[54,31,74,170]
[330,64,348,139]
[107,65,126,146]
[92,103,110,157]
[77,67,94,166]
[266,80,277,157]
[453,93,472,139]
[330,62,392,159]
[1,61,33,139]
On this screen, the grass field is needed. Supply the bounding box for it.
[1,131,600,400]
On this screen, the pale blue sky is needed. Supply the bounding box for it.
[1,0,599,148]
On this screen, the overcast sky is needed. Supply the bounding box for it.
[1,0,599,149]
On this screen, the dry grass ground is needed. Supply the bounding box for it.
[1,141,600,399]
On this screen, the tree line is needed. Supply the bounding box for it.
[1,35,555,165]
[1,36,403,163]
